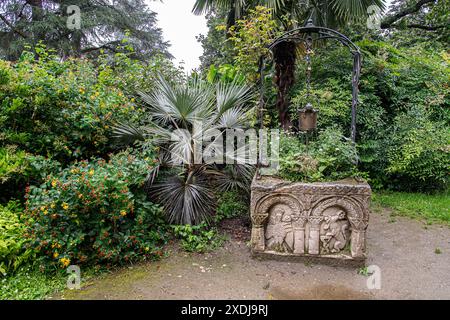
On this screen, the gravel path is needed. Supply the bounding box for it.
[59,211,450,300]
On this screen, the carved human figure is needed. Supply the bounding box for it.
[265,206,294,252]
[320,210,350,254]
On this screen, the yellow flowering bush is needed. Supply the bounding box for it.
[24,149,168,268]
[0,45,146,164]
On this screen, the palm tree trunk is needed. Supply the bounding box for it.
[273,41,297,130]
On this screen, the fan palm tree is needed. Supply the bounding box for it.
[193,0,385,129]
[114,77,254,225]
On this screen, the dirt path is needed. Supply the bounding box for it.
[59,211,450,300]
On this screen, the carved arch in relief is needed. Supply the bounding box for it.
[254,193,303,222]
[255,194,303,253]
[310,196,367,220]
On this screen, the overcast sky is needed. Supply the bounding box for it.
[148,0,394,73]
[147,0,208,73]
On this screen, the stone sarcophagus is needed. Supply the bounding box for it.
[250,176,371,264]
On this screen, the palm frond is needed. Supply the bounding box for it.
[216,80,253,116]
[193,0,248,26]
[138,77,215,129]
[329,0,385,23]
[211,164,255,193]
[112,122,145,145]
[215,106,252,129]
[149,167,215,225]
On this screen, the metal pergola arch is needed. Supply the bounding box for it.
[258,20,362,142]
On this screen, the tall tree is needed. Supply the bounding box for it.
[381,0,449,46]
[194,0,385,129]
[196,10,234,72]
[0,0,171,60]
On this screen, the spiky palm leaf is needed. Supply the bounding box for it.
[112,122,145,145]
[262,0,386,27]
[194,0,385,29]
[210,164,256,193]
[114,76,254,225]
[193,0,248,28]
[133,77,252,166]
[149,167,215,225]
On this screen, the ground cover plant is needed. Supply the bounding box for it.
[0,0,448,300]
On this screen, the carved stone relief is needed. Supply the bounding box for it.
[250,176,371,261]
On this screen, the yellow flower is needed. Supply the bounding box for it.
[120,210,127,217]
[53,252,59,259]
[43,209,48,215]
[51,180,57,187]
[89,169,95,176]
[60,257,70,268]
[62,202,69,210]
[50,203,55,209]
[40,206,46,212]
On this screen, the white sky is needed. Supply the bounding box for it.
[147,0,208,73]
[148,0,394,73]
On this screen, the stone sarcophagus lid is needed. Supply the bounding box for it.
[250,176,371,264]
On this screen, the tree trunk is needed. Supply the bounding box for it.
[273,41,297,130]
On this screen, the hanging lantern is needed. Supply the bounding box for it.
[297,34,318,132]
[298,102,318,131]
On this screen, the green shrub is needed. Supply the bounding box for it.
[215,191,248,222]
[0,49,138,162]
[0,201,35,276]
[25,155,62,182]
[0,146,28,184]
[172,223,223,253]
[0,45,182,164]
[386,107,449,192]
[24,149,168,268]
[278,127,360,182]
[0,146,30,201]
[289,40,449,191]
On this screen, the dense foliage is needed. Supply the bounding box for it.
[0,201,35,276]
[172,223,223,253]
[279,128,360,182]
[0,0,449,300]
[197,1,449,192]
[292,40,450,191]
[0,45,182,163]
[227,6,278,82]
[24,150,168,268]
[0,0,170,61]
[215,190,248,221]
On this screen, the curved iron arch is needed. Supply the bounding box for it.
[258,20,361,143]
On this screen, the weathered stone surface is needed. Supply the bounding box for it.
[250,176,371,263]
